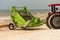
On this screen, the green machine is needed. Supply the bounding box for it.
[8,6,44,30]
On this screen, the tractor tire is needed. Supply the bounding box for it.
[9,23,15,30]
[46,16,52,29]
[46,13,60,29]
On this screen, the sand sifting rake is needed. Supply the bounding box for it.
[8,6,44,30]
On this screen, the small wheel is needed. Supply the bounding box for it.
[47,13,60,29]
[9,23,14,30]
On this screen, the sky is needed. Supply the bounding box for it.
[0,0,60,9]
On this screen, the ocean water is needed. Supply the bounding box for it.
[0,9,50,16]
[29,9,50,13]
[0,10,10,16]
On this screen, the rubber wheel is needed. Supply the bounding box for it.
[9,23,14,30]
[46,13,60,29]
[46,16,52,29]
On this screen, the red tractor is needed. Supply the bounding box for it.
[46,4,60,29]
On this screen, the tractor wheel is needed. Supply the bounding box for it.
[46,16,52,29]
[46,13,60,29]
[9,23,15,30]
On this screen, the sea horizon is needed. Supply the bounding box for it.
[0,9,50,16]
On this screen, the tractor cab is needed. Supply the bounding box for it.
[48,4,60,15]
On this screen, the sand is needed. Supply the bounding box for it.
[0,13,60,40]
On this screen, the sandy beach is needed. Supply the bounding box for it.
[0,13,60,40]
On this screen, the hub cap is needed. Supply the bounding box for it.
[10,25,13,29]
[53,17,60,27]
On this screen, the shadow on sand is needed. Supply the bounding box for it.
[13,27,49,31]
[0,25,49,31]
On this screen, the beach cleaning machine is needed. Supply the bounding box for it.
[8,6,43,30]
